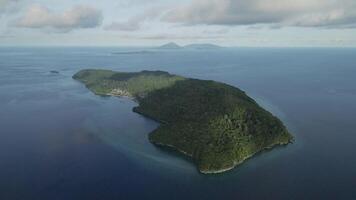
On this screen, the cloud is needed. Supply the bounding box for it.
[105,6,164,32]
[105,15,142,31]
[13,4,103,32]
[0,0,20,14]
[163,0,356,28]
[0,0,14,9]
[116,0,161,8]
[139,34,226,40]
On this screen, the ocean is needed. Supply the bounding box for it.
[0,47,356,199]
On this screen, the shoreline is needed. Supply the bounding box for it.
[102,92,293,174]
[200,140,292,174]
[152,139,292,174]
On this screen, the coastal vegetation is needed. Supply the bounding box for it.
[73,69,293,174]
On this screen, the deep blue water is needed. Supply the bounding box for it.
[0,47,356,200]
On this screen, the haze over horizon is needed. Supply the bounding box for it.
[1,0,356,47]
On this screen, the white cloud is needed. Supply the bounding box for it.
[105,15,142,31]
[13,4,103,32]
[0,0,19,14]
[163,0,356,28]
[105,6,163,32]
[0,0,14,9]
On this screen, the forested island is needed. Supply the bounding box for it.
[73,69,293,174]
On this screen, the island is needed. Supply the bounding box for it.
[156,42,223,50]
[50,70,60,74]
[73,69,293,174]
[157,42,182,49]
[184,43,222,50]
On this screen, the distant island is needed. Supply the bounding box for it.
[157,42,223,50]
[157,42,182,49]
[73,69,293,174]
[50,70,60,74]
[184,43,222,49]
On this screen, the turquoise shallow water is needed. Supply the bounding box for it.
[0,47,356,199]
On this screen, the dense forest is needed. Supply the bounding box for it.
[73,69,293,173]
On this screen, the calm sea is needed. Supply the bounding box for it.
[0,47,356,199]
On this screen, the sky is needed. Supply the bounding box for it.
[1,0,356,47]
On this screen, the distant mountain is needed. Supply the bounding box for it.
[157,42,182,49]
[157,42,223,50]
[184,43,223,49]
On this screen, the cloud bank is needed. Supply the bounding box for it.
[105,6,163,32]
[105,15,142,31]
[13,4,103,32]
[0,0,14,9]
[164,0,356,28]
[0,0,19,14]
